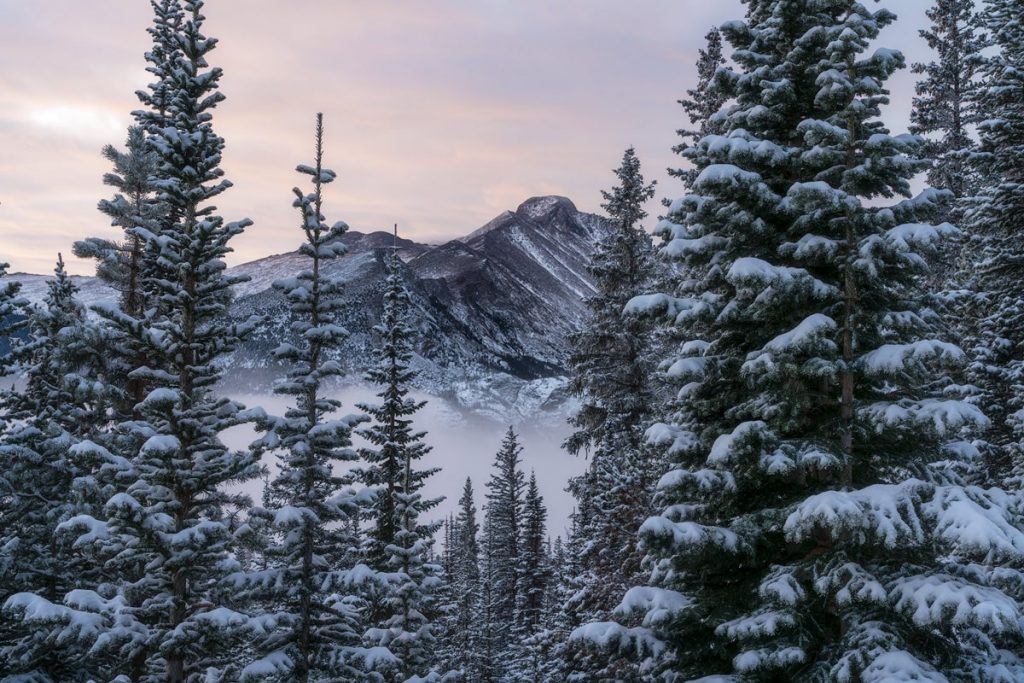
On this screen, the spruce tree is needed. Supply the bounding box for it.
[671,27,728,187]
[357,242,450,681]
[25,3,265,679]
[75,126,163,319]
[75,126,164,418]
[0,257,112,681]
[441,478,482,678]
[234,114,388,682]
[911,0,989,292]
[911,0,988,210]
[356,252,437,574]
[515,472,548,636]
[963,0,1024,484]
[529,536,575,683]
[503,472,550,683]
[563,147,660,638]
[476,509,502,683]
[0,263,26,366]
[478,427,526,682]
[575,1,1024,679]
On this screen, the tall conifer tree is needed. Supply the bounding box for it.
[671,28,728,187]
[75,126,163,320]
[0,257,112,681]
[963,0,1024,483]
[441,478,482,678]
[503,472,550,683]
[911,0,988,209]
[0,264,25,366]
[235,114,388,682]
[479,427,526,681]
[564,148,660,640]
[358,242,450,681]
[576,2,1024,679]
[21,3,265,680]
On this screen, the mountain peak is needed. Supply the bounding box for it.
[515,195,577,220]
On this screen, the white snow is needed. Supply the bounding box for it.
[860,651,949,683]
[639,517,741,552]
[859,340,963,373]
[891,574,1022,633]
[615,587,692,626]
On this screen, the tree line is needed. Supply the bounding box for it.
[3,0,1024,681]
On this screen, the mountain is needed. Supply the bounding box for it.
[6,196,610,420]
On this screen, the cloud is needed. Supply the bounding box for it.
[0,0,933,275]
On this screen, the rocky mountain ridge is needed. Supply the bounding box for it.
[8,196,609,420]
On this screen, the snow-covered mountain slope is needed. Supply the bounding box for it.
[7,272,118,311]
[8,196,609,419]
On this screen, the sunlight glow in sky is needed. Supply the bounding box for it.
[0,0,933,275]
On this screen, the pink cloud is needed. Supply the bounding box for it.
[0,0,932,275]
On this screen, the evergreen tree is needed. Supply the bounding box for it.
[516,472,547,636]
[16,3,265,680]
[0,263,26,366]
[503,472,549,683]
[476,509,502,683]
[911,0,989,292]
[75,126,164,418]
[75,126,163,319]
[575,1,1024,679]
[563,148,660,639]
[134,0,184,136]
[911,0,988,210]
[530,536,574,683]
[671,27,728,186]
[0,256,112,681]
[963,0,1024,484]
[478,427,526,682]
[234,114,387,682]
[358,241,450,681]
[441,478,482,678]
[356,252,437,574]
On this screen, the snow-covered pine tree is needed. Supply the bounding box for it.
[357,239,451,682]
[502,471,550,683]
[670,28,727,187]
[515,472,547,638]
[575,1,1024,679]
[75,126,163,319]
[355,252,435,573]
[528,535,574,683]
[911,0,988,212]
[963,0,1024,484]
[441,477,482,678]
[441,514,455,581]
[520,512,590,683]
[478,427,526,681]
[232,113,388,682]
[134,0,183,138]
[563,147,659,636]
[74,126,164,418]
[911,0,989,291]
[0,256,112,681]
[476,508,502,683]
[0,262,26,370]
[22,3,265,680]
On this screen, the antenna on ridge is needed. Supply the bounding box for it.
[389,223,400,275]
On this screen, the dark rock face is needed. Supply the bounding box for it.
[11,196,611,417]
[404,196,607,379]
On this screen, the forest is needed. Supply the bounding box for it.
[2,0,1024,681]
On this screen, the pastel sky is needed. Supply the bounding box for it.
[1,0,934,275]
